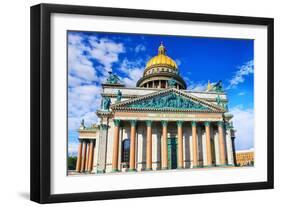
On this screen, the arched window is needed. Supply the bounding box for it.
[121,139,130,163]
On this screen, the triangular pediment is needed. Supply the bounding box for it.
[111,88,225,112]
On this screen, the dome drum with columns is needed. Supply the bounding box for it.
[73,43,237,175]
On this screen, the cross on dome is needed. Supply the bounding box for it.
[158,41,167,55]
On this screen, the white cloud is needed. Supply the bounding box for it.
[68,34,97,85]
[68,33,125,86]
[68,75,83,87]
[184,76,208,91]
[175,59,181,66]
[189,82,207,91]
[88,36,125,71]
[67,33,126,133]
[227,60,254,89]
[230,106,254,150]
[238,92,246,96]
[118,58,144,87]
[68,85,101,131]
[135,44,146,52]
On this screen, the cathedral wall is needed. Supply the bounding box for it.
[197,126,204,167]
[92,132,99,173]
[201,128,207,166]
[137,122,146,171]
[105,120,114,173]
[213,129,220,165]
[183,126,192,168]
[152,122,162,170]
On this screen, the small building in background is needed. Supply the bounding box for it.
[235,149,254,166]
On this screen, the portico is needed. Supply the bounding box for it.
[109,116,230,172]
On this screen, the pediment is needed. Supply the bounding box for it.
[111,88,225,112]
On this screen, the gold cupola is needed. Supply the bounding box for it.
[136,43,186,89]
[144,42,178,75]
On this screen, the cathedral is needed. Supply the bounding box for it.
[74,43,237,174]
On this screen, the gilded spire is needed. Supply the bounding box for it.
[158,42,166,55]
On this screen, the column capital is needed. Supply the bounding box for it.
[217,121,224,127]
[113,119,121,127]
[177,120,183,127]
[204,121,210,126]
[191,121,197,127]
[146,120,153,127]
[129,120,137,127]
[161,120,168,127]
[100,124,109,130]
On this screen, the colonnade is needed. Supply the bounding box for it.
[111,120,233,172]
[143,80,181,89]
[75,139,96,173]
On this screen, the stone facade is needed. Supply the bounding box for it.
[74,43,237,174]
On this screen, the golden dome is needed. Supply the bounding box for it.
[145,43,178,71]
[137,42,187,89]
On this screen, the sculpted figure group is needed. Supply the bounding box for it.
[130,93,208,110]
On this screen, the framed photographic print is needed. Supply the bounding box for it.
[30,3,274,203]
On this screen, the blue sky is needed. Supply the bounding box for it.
[67,31,254,155]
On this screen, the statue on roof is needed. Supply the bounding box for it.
[206,80,224,92]
[116,90,122,102]
[224,103,229,111]
[106,71,120,84]
[81,119,85,127]
[213,80,224,92]
[216,95,222,106]
[79,119,85,129]
[102,96,111,110]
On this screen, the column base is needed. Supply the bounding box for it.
[97,169,105,174]
[215,164,229,167]
[203,165,214,168]
[161,167,168,170]
[227,164,235,166]
[111,169,121,173]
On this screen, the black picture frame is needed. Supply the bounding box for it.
[30,3,274,204]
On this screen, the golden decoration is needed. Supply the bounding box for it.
[145,42,178,71]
